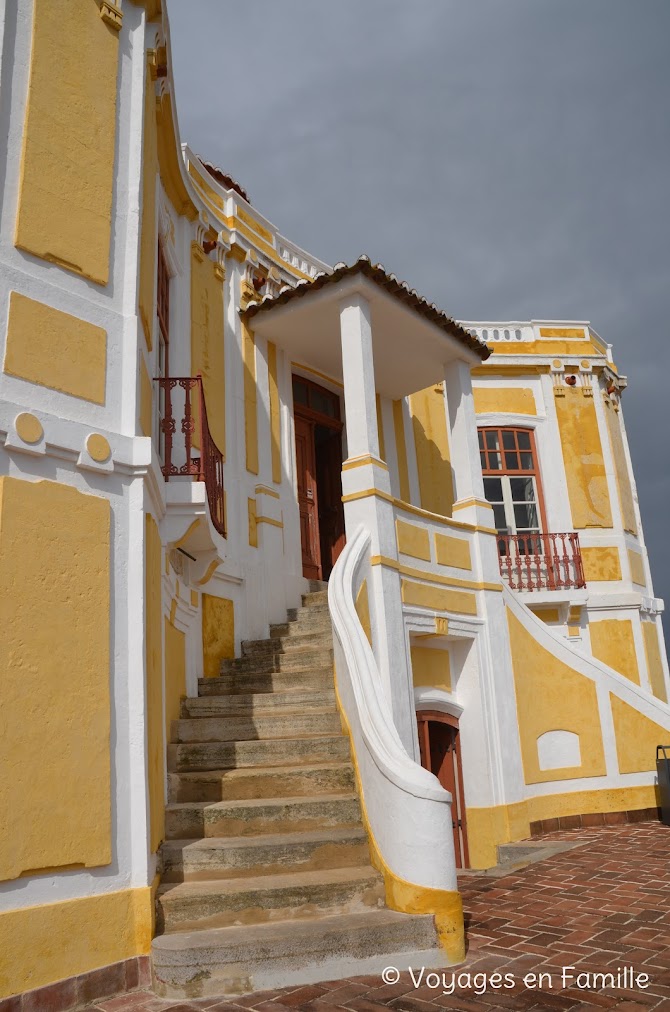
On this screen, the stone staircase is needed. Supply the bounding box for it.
[151,589,445,999]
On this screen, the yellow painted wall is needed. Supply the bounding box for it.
[603,399,637,535]
[642,622,668,703]
[554,388,612,528]
[506,609,606,784]
[5,292,106,404]
[581,546,622,582]
[396,519,431,561]
[610,695,670,773]
[268,341,281,483]
[401,580,476,616]
[145,515,164,853]
[472,387,536,416]
[0,478,110,882]
[243,322,259,474]
[15,0,119,285]
[434,533,472,571]
[191,243,225,453]
[467,784,658,869]
[589,618,640,684]
[411,645,451,692]
[164,618,186,743]
[248,497,258,547]
[409,385,454,517]
[202,594,235,678]
[530,607,560,624]
[139,354,152,437]
[0,887,151,999]
[392,399,411,502]
[355,580,372,646]
[627,548,645,588]
[138,66,157,347]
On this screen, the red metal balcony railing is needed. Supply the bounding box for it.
[154,376,226,539]
[496,532,585,592]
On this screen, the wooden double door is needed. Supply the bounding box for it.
[417,710,470,869]
[293,376,345,581]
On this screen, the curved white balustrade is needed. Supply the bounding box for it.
[328,524,458,892]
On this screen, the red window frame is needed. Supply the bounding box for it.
[478,426,549,536]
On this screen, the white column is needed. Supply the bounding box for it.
[443,357,493,530]
[339,294,381,463]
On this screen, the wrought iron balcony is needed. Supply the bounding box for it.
[154,376,226,539]
[496,532,585,592]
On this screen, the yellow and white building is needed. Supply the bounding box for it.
[1,0,668,1003]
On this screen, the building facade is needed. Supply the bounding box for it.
[1,0,668,1003]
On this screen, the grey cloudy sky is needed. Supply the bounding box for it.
[168,0,670,624]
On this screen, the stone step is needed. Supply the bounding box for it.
[152,908,444,999]
[168,733,350,773]
[286,603,331,624]
[202,669,335,697]
[160,826,370,882]
[241,632,329,656]
[171,708,341,744]
[269,616,333,639]
[220,649,334,674]
[182,688,336,718]
[168,761,356,803]
[165,793,362,840]
[156,865,385,934]
[303,590,329,607]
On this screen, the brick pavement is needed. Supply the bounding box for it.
[95,823,670,1012]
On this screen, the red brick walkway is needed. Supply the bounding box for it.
[96,823,670,1011]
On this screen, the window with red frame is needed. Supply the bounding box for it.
[478,427,548,548]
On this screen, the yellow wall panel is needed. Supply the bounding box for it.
[530,607,560,624]
[0,478,110,881]
[268,341,281,483]
[392,399,411,502]
[0,887,152,998]
[554,387,612,528]
[248,497,258,547]
[590,618,640,684]
[15,0,119,284]
[145,514,164,853]
[627,548,645,588]
[355,580,372,646]
[139,67,157,347]
[411,645,451,691]
[396,519,431,561]
[642,622,668,703]
[581,546,621,582]
[5,292,106,404]
[506,609,606,784]
[409,385,454,517]
[164,618,186,742]
[472,387,536,416]
[191,244,225,453]
[401,580,477,616]
[434,533,472,571]
[603,400,637,534]
[139,354,152,437]
[202,594,235,678]
[243,322,259,474]
[610,695,670,773]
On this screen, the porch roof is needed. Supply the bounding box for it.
[242,256,490,399]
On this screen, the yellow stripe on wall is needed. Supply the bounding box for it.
[472,387,536,416]
[268,341,282,484]
[590,618,640,684]
[202,594,235,677]
[0,887,152,998]
[0,478,111,883]
[243,322,259,474]
[392,399,411,502]
[642,621,668,703]
[191,244,226,454]
[409,385,454,517]
[145,514,164,853]
[138,66,157,348]
[15,0,120,284]
[603,400,638,535]
[554,388,612,529]
[580,546,621,582]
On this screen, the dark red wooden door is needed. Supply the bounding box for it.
[316,427,345,580]
[417,711,470,869]
[295,414,321,580]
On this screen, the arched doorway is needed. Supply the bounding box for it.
[416,709,469,869]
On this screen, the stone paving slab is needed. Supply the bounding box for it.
[95,823,670,1011]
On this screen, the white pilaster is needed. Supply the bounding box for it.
[339,295,380,463]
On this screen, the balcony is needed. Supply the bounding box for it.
[155,376,226,539]
[496,532,585,592]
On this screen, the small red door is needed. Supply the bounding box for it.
[417,711,470,869]
[295,414,321,580]
[316,427,346,580]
